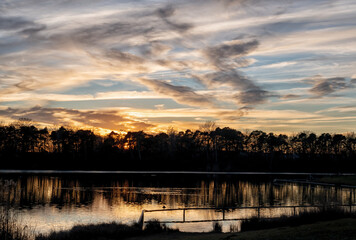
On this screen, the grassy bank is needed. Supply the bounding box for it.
[234,218,356,240]
[124,219,356,240]
[36,220,176,240]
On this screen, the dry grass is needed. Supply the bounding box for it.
[0,207,33,240]
[35,220,176,240]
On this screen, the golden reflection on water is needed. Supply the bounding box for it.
[0,175,355,233]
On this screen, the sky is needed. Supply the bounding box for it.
[0,0,356,134]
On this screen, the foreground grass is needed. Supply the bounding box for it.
[36,220,176,240]
[125,219,356,240]
[0,208,33,240]
[317,175,356,186]
[234,218,356,240]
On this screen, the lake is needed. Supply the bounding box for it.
[1,172,355,233]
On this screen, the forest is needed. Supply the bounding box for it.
[1,121,356,172]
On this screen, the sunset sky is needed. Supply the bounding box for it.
[0,0,355,134]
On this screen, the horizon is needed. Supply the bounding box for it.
[1,0,355,134]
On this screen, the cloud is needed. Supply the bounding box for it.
[281,94,301,100]
[203,40,259,69]
[105,49,145,65]
[259,61,297,69]
[21,25,46,36]
[58,21,150,47]
[197,69,255,89]
[0,16,46,54]
[156,5,193,33]
[217,110,245,120]
[46,4,191,50]
[0,66,98,96]
[0,16,46,41]
[157,5,176,18]
[234,88,269,105]
[0,106,154,131]
[316,105,356,114]
[196,69,269,105]
[1,0,355,134]
[119,107,246,123]
[0,4,194,96]
[308,76,353,97]
[141,42,172,57]
[0,16,36,30]
[139,78,215,107]
[262,20,310,34]
[195,40,270,106]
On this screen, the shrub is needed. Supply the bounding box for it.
[212,222,222,233]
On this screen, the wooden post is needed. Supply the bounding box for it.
[223,209,225,220]
[257,207,260,219]
[183,209,186,222]
[138,210,145,230]
[293,207,296,216]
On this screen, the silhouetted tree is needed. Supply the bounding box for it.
[1,122,356,172]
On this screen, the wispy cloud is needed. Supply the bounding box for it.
[196,69,270,105]
[0,16,38,30]
[196,40,270,106]
[203,40,259,69]
[281,94,301,100]
[307,76,354,97]
[0,0,355,132]
[139,78,216,108]
[156,5,193,33]
[0,106,153,131]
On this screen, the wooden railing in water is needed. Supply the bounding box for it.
[138,204,356,228]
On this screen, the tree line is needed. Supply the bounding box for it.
[1,121,355,172]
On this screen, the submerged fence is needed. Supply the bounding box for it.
[138,204,356,227]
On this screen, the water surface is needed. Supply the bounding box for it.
[1,173,355,232]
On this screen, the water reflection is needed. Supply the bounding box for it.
[0,174,355,233]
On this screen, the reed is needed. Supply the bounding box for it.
[0,207,33,240]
